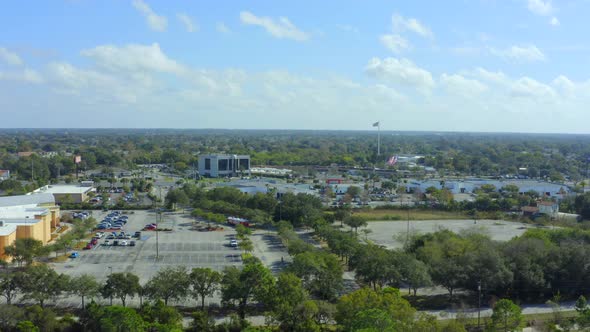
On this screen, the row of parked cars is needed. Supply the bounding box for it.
[97,212,129,230]
[72,211,91,219]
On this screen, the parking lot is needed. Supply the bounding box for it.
[51,210,256,307]
[364,219,535,249]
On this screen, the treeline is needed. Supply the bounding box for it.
[316,215,590,302]
[1,130,589,184]
[0,258,469,332]
[168,185,325,228]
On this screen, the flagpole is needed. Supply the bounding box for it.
[377,121,381,156]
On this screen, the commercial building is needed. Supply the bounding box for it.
[198,154,250,178]
[31,184,94,204]
[0,193,60,261]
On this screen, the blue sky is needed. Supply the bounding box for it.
[1,0,589,133]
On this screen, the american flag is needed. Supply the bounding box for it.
[387,155,398,166]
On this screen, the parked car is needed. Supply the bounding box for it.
[84,243,93,250]
[95,232,104,238]
[129,240,136,247]
[230,239,238,247]
[90,239,98,245]
[104,240,111,246]
[69,252,79,258]
[134,231,141,238]
[111,225,122,230]
[113,240,119,246]
[106,234,115,240]
[119,240,128,246]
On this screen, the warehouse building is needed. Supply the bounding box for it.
[31,184,94,204]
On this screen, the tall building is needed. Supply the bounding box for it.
[198,154,250,178]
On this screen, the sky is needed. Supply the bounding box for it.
[1,0,590,133]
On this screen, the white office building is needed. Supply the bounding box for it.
[198,154,250,178]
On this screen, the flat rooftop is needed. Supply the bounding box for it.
[33,185,93,195]
[0,193,55,207]
[0,207,49,220]
[0,224,17,236]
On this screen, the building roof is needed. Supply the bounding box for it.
[0,193,55,208]
[0,207,49,220]
[0,224,17,236]
[33,185,93,195]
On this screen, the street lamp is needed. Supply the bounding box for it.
[477,280,482,329]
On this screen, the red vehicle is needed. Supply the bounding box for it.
[90,238,98,245]
[145,224,157,230]
[83,243,94,250]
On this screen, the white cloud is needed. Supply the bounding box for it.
[0,68,43,84]
[132,0,167,32]
[239,11,309,41]
[552,75,575,94]
[380,34,409,53]
[216,22,231,34]
[550,17,559,26]
[469,68,509,85]
[365,57,435,92]
[177,13,197,32]
[490,45,546,62]
[510,77,556,99]
[391,13,433,39]
[440,73,488,96]
[527,0,553,16]
[0,47,23,66]
[80,43,186,75]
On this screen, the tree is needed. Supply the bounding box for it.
[4,238,44,267]
[0,304,25,331]
[290,251,343,300]
[349,244,401,290]
[101,272,140,307]
[190,310,216,332]
[336,287,415,332]
[18,265,69,307]
[575,192,590,220]
[266,273,311,331]
[334,207,351,227]
[221,261,275,319]
[235,223,252,239]
[189,267,222,309]
[239,237,254,254]
[144,266,189,305]
[346,186,362,198]
[491,299,523,332]
[403,257,432,296]
[343,215,367,234]
[85,304,146,332]
[575,295,590,328]
[70,274,100,309]
[0,273,20,304]
[140,300,183,330]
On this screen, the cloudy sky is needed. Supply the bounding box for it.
[1,0,589,133]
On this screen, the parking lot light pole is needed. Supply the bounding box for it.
[477,280,482,329]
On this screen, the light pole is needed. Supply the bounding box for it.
[477,280,482,329]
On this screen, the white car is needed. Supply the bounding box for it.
[95,232,104,238]
[229,239,238,247]
[119,240,128,246]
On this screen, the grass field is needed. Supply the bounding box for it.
[354,209,470,221]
